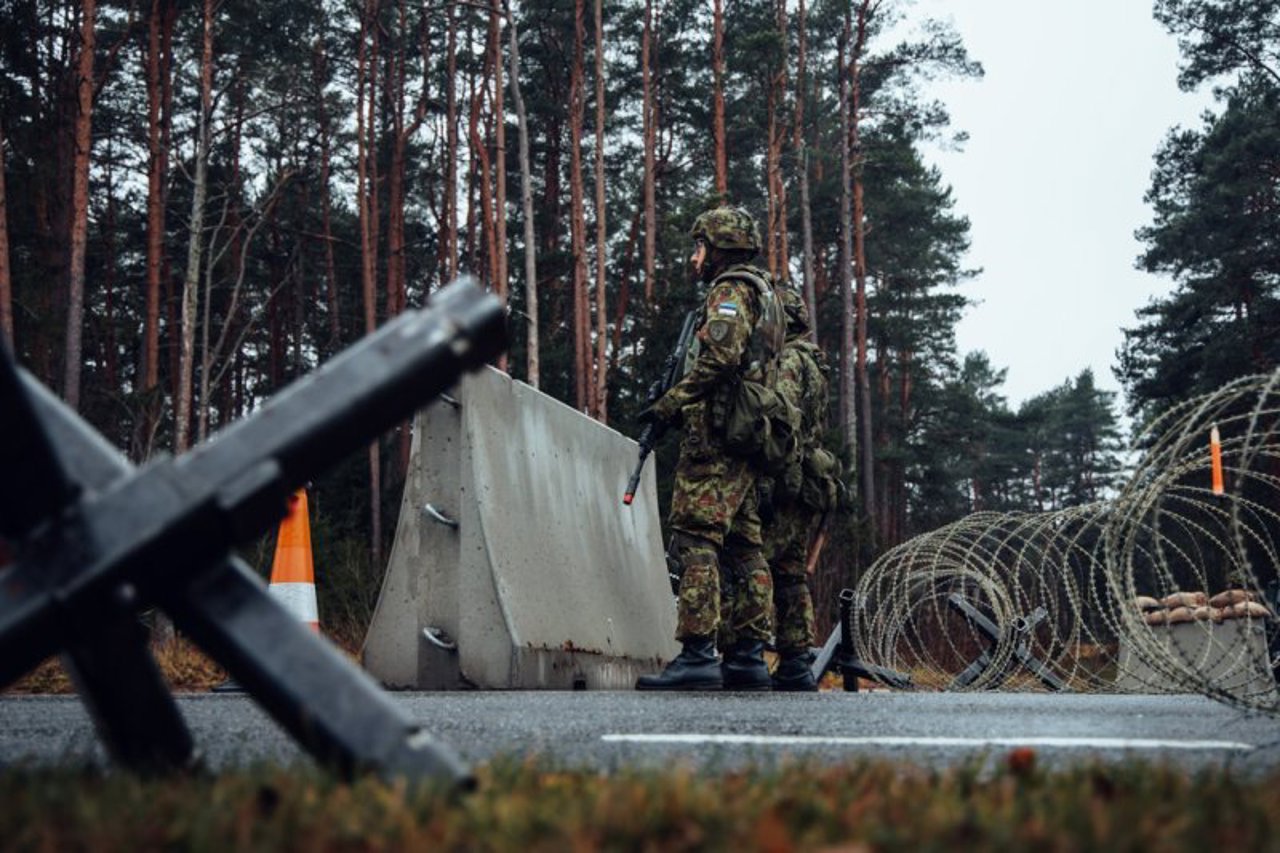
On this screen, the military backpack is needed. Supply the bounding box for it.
[706,266,800,475]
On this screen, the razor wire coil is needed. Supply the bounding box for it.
[848,369,1280,714]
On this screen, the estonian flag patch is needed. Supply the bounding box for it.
[716,302,739,317]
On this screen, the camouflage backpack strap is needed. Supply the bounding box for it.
[712,265,785,383]
[682,302,710,377]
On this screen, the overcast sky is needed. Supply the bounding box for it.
[898,0,1216,411]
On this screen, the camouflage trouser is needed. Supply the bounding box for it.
[669,401,771,642]
[763,495,820,654]
[716,545,775,649]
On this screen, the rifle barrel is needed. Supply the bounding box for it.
[622,308,698,507]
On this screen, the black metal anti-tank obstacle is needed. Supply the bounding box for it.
[0,278,506,786]
[811,588,915,691]
[946,593,1067,692]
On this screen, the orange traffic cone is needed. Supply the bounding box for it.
[268,489,319,632]
[213,489,318,693]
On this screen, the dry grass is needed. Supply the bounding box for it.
[3,625,363,695]
[1,757,1278,851]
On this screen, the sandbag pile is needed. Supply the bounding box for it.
[1134,590,1272,626]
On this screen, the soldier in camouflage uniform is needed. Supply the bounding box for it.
[635,206,785,691]
[764,284,830,691]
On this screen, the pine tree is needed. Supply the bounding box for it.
[1120,77,1280,423]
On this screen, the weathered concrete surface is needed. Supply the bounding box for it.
[362,367,678,689]
[1116,618,1277,702]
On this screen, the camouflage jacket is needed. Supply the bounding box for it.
[651,264,774,419]
[775,336,828,449]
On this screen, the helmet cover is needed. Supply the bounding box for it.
[689,206,761,252]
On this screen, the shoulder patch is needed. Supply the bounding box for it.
[716,301,739,317]
[707,319,732,343]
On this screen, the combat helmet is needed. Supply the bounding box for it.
[689,206,761,253]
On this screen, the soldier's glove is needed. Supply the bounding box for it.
[640,394,679,427]
[637,406,664,427]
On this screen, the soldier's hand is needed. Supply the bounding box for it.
[638,405,662,427]
[641,395,678,426]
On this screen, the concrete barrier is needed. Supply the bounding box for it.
[362,367,679,689]
[1116,618,1277,701]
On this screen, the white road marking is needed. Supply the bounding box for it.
[601,734,1254,751]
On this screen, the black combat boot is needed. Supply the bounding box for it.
[635,637,723,691]
[721,640,771,691]
[771,650,818,692]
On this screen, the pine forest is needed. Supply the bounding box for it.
[1,0,1275,626]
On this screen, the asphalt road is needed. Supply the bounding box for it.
[3,690,1279,776]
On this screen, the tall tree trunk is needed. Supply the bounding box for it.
[469,58,497,297]
[592,0,607,421]
[164,260,180,423]
[64,0,97,410]
[387,0,409,320]
[851,0,876,535]
[763,0,787,276]
[0,123,12,348]
[569,0,589,412]
[136,0,176,460]
[641,0,656,304]
[195,191,222,445]
[391,3,432,474]
[176,0,213,453]
[774,0,790,278]
[795,0,817,343]
[356,0,382,567]
[100,146,118,389]
[765,80,779,276]
[506,1,538,387]
[312,40,341,351]
[369,18,382,315]
[142,0,173,393]
[836,14,856,462]
[443,1,459,284]
[463,16,479,277]
[539,105,563,383]
[490,2,509,377]
[225,72,246,388]
[712,0,727,198]
[611,199,642,369]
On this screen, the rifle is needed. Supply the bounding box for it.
[623,308,699,505]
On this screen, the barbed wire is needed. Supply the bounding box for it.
[849,369,1280,713]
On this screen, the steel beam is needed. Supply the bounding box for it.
[0,278,504,785]
[946,593,1065,692]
